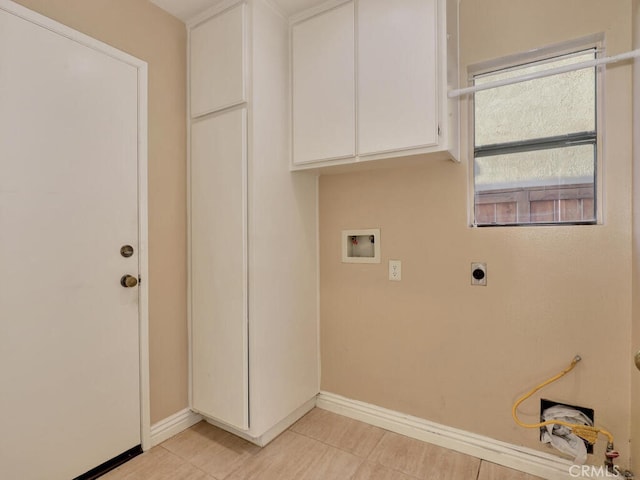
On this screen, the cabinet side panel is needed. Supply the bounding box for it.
[445,0,460,160]
[249,0,319,437]
[291,2,355,164]
[358,0,439,155]
[191,109,249,430]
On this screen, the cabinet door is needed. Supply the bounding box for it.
[292,2,355,164]
[191,107,249,430]
[358,0,438,155]
[191,3,246,117]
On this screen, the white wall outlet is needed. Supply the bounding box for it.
[389,260,401,281]
[471,262,487,286]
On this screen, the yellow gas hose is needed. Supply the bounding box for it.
[511,355,614,445]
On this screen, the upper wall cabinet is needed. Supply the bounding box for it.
[358,0,438,156]
[291,1,355,164]
[190,3,246,117]
[290,0,459,170]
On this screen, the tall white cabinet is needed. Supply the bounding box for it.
[188,0,318,445]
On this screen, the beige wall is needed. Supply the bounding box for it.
[11,0,188,423]
[632,0,640,472]
[320,0,634,466]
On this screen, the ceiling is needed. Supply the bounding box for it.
[150,0,328,21]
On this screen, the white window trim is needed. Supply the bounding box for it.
[467,34,605,227]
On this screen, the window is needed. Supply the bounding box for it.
[472,47,599,226]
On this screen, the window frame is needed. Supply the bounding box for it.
[467,35,605,227]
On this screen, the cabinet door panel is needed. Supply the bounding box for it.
[191,108,248,430]
[358,0,438,155]
[292,2,355,164]
[191,4,246,117]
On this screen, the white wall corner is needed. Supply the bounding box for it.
[316,391,580,480]
[150,408,203,447]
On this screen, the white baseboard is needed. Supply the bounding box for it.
[316,391,577,480]
[150,408,203,447]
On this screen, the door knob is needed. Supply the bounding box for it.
[120,274,138,288]
[635,350,640,372]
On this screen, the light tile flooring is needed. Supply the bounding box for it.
[103,408,544,480]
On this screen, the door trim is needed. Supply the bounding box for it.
[0,0,151,451]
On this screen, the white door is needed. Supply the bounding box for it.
[0,4,144,480]
[291,1,355,165]
[190,3,246,117]
[191,108,249,430]
[357,0,439,155]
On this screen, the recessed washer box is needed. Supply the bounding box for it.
[342,229,380,263]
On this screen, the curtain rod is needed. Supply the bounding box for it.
[448,48,640,99]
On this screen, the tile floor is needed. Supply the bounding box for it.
[103,408,544,480]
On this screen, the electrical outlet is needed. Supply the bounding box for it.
[389,260,401,281]
[471,262,487,286]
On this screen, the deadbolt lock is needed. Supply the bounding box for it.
[120,245,134,258]
[120,274,138,288]
[635,350,640,372]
